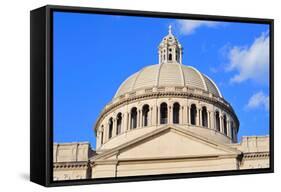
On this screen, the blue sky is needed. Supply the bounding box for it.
[53,11,270,149]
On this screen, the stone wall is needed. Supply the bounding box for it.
[53,142,94,181]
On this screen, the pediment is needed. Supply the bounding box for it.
[94,126,241,161]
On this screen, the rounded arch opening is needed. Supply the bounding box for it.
[160,103,168,124]
[108,118,113,139]
[142,104,150,127]
[190,104,197,125]
[215,111,220,132]
[173,102,180,124]
[116,113,122,135]
[168,53,172,61]
[202,106,208,127]
[130,107,137,129]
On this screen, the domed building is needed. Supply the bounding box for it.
[53,26,269,180]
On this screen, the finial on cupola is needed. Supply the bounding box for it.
[168,25,172,35]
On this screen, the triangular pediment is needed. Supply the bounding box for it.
[93,126,241,161]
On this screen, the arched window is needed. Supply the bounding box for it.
[130,107,137,129]
[190,104,197,125]
[108,118,113,139]
[223,114,227,135]
[168,53,172,61]
[142,105,149,127]
[173,102,180,124]
[215,111,220,131]
[116,113,122,135]
[160,103,168,124]
[202,106,208,127]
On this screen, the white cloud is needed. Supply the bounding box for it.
[226,31,269,84]
[246,91,269,111]
[177,20,222,35]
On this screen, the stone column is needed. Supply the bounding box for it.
[128,113,131,130]
[227,120,230,137]
[157,106,160,125]
[182,106,186,124]
[150,107,153,126]
[208,111,211,129]
[169,105,172,124]
[187,106,190,125]
[112,118,117,137]
[123,112,127,132]
[121,113,125,133]
[152,106,156,126]
[105,122,109,142]
[97,131,100,147]
[180,106,183,124]
[212,111,216,130]
[139,110,143,128]
[179,50,182,64]
[219,115,223,133]
[137,110,140,128]
[196,108,200,126]
[167,105,172,124]
[199,108,202,126]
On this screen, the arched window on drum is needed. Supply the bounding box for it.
[142,105,149,127]
[160,103,168,124]
[202,106,208,127]
[116,113,122,135]
[108,118,113,139]
[130,107,137,129]
[190,104,197,125]
[215,111,220,132]
[173,102,180,124]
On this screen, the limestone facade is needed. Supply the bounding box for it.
[53,26,270,180]
[53,134,269,180]
[53,142,94,180]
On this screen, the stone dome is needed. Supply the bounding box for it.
[94,26,239,151]
[114,63,222,98]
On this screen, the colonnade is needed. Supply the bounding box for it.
[98,102,236,145]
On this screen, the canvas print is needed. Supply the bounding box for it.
[53,11,270,181]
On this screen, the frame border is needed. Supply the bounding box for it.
[30,4,274,187]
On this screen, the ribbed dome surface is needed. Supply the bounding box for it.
[114,63,222,98]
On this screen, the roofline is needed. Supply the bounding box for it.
[204,74,223,98]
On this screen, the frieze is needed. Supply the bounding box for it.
[53,161,89,169]
[243,152,269,159]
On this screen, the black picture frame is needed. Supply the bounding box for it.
[30,5,274,187]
